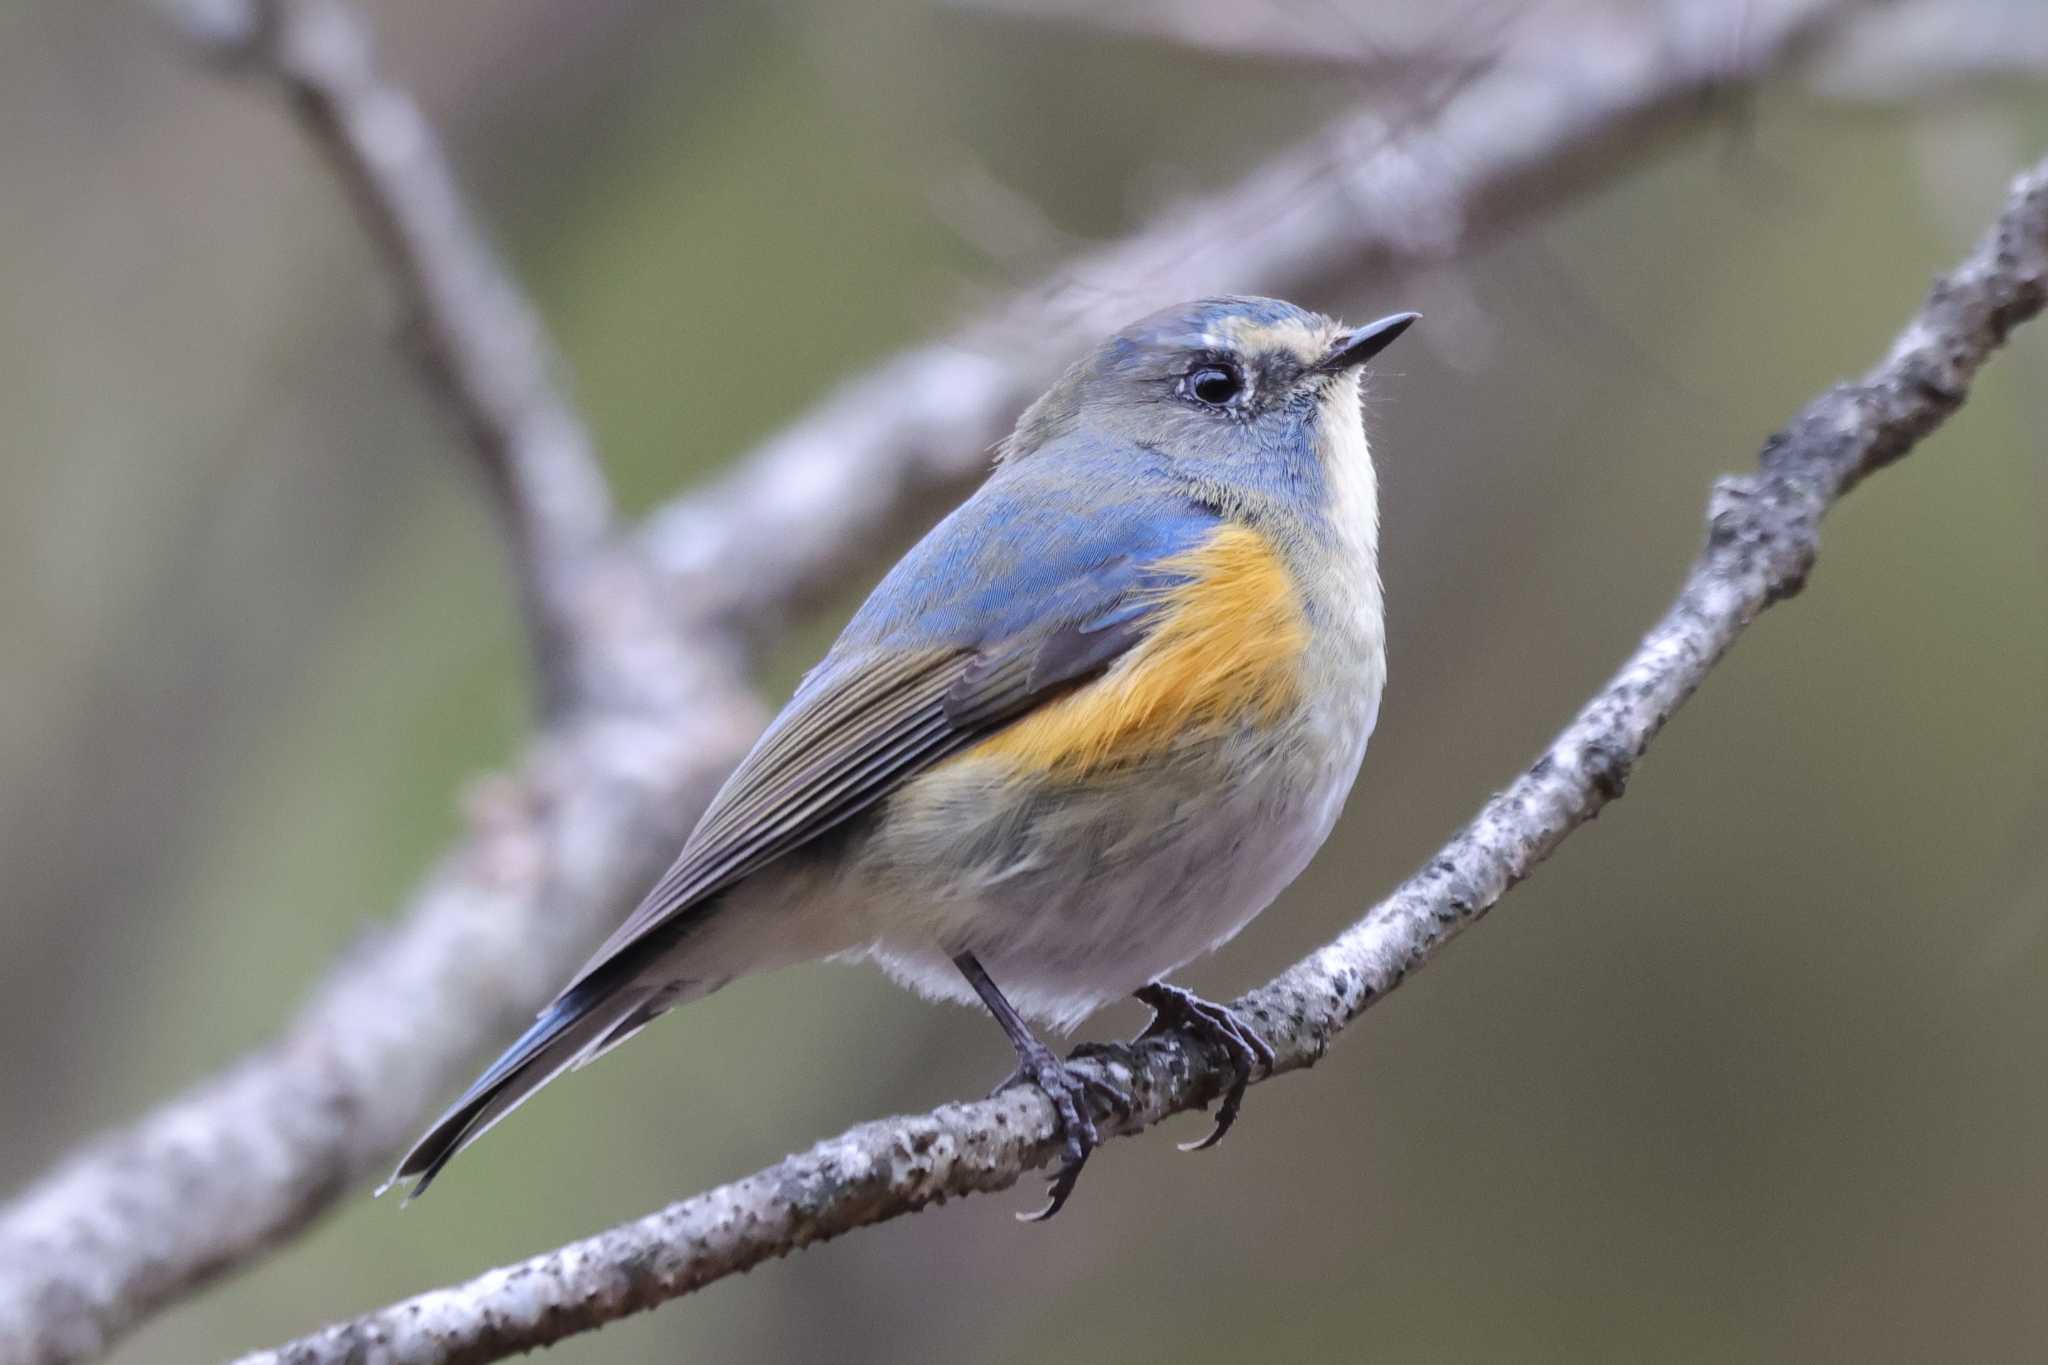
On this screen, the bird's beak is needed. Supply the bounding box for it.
[1314,311,1419,372]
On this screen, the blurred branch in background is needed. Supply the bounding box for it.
[970,0,2048,98]
[950,0,1510,72]
[0,0,2028,1361]
[1811,0,2048,99]
[182,0,617,717]
[238,152,2048,1365]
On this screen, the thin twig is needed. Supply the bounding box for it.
[196,0,618,714]
[237,150,2048,1365]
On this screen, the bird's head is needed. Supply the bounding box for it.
[1000,296,1417,498]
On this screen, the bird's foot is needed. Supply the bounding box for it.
[1134,982,1275,1153]
[991,1043,1129,1222]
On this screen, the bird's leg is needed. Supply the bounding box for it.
[1133,982,1275,1153]
[954,952,1127,1222]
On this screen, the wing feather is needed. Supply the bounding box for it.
[568,557,1181,986]
[568,462,1227,990]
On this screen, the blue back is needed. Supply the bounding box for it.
[831,435,1223,655]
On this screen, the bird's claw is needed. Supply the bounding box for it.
[992,1044,1129,1222]
[1134,982,1274,1152]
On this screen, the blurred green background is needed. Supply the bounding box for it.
[3,1,2046,1361]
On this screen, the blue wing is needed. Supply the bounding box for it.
[392,445,1220,1195]
[573,447,1218,981]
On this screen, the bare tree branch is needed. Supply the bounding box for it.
[0,2,1932,1363]
[1812,0,2048,98]
[186,0,618,715]
[236,149,2048,1365]
[963,0,2048,91]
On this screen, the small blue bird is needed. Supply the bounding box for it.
[394,296,1416,1217]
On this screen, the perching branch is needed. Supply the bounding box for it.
[0,2,1948,1363]
[237,150,2048,1365]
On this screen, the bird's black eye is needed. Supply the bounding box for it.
[1184,363,1244,408]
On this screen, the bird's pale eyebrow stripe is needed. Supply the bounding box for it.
[1215,316,1327,366]
[957,525,1310,775]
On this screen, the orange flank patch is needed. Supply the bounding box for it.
[968,525,1309,774]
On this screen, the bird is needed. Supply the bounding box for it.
[390,295,1416,1219]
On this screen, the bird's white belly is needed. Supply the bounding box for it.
[850,686,1378,1030]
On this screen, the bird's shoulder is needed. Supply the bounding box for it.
[813,437,1319,778]
[950,517,1316,777]
[827,440,1220,656]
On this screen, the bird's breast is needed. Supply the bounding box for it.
[959,523,1312,777]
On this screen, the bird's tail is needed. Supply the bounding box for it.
[385,957,691,1200]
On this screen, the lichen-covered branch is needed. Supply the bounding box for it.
[235,156,2048,1365]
